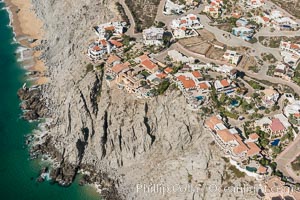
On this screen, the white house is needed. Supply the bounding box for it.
[164,0,185,15]
[143,27,164,46]
[223,50,242,66]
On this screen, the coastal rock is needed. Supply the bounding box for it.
[25,0,260,199]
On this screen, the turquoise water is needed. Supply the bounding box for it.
[0,3,100,199]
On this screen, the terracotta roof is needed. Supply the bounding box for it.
[217,129,236,143]
[104,26,115,31]
[199,82,209,89]
[93,46,101,51]
[233,134,249,155]
[262,16,270,22]
[181,26,187,31]
[139,55,149,62]
[177,75,196,89]
[248,133,259,140]
[291,43,300,50]
[246,142,261,157]
[111,62,130,74]
[220,79,230,87]
[99,39,107,46]
[270,118,285,132]
[141,59,158,71]
[205,116,223,130]
[294,113,300,118]
[110,40,123,48]
[192,71,202,78]
[190,16,197,20]
[156,73,167,79]
[258,165,267,174]
[164,67,173,74]
[107,54,121,64]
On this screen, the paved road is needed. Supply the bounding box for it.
[118,0,142,39]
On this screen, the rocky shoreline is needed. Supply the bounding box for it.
[14,0,261,199]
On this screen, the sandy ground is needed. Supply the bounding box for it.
[4,0,48,85]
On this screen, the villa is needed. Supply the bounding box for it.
[94,21,127,39]
[214,79,236,94]
[87,39,123,61]
[142,27,165,46]
[269,10,298,30]
[232,27,254,41]
[163,0,185,15]
[280,41,300,58]
[223,50,242,66]
[168,50,195,63]
[205,115,261,161]
[273,62,294,81]
[171,14,203,38]
[246,0,265,8]
[261,88,279,107]
[203,0,223,18]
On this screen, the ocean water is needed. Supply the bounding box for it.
[0,3,100,200]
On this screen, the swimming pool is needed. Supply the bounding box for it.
[270,139,280,146]
[196,96,204,101]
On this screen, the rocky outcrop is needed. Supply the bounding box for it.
[27,0,260,199]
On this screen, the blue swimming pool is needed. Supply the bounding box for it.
[231,99,239,107]
[270,139,280,146]
[196,96,203,100]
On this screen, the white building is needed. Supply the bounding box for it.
[164,0,185,15]
[171,14,203,38]
[142,27,164,46]
[168,50,195,63]
[223,50,242,66]
[94,21,127,39]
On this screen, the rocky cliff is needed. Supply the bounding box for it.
[26,0,260,199]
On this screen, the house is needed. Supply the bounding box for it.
[198,81,211,93]
[141,59,159,74]
[143,27,164,46]
[164,0,185,15]
[111,62,130,75]
[204,6,221,19]
[255,115,290,138]
[273,62,293,81]
[171,14,203,38]
[214,64,234,74]
[269,118,286,137]
[205,115,261,161]
[280,41,300,57]
[223,50,242,66]
[107,54,121,66]
[232,27,254,41]
[236,18,249,27]
[176,75,197,91]
[272,17,298,30]
[94,21,127,39]
[214,79,236,94]
[262,177,299,200]
[164,67,173,74]
[168,50,195,63]
[261,88,279,106]
[246,0,265,8]
[203,0,223,18]
[87,39,110,61]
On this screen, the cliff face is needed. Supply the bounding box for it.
[30,0,259,199]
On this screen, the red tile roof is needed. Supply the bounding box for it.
[139,55,149,62]
[177,75,196,89]
[217,129,236,143]
[192,71,202,78]
[93,46,101,51]
[199,82,209,89]
[141,59,158,71]
[205,116,223,130]
[248,133,259,140]
[110,40,123,48]
[220,79,230,87]
[107,54,121,64]
[270,118,285,132]
[105,26,115,31]
[164,67,173,74]
[246,142,261,157]
[156,73,167,79]
[111,62,130,74]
